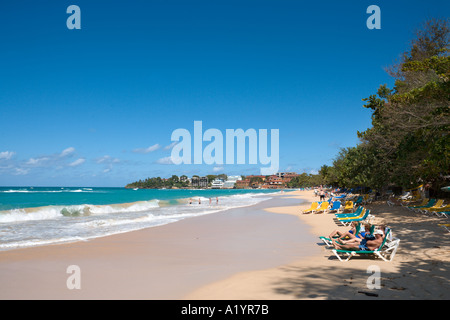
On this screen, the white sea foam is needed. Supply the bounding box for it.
[87,200,160,215]
[0,192,275,250]
[0,200,161,223]
[0,207,63,223]
[0,189,93,193]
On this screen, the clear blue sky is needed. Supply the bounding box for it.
[0,0,448,186]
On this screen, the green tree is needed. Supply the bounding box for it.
[356,18,449,191]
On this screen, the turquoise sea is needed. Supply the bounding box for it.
[0,187,281,250]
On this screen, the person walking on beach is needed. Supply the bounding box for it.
[319,189,325,201]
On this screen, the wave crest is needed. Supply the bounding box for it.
[0,200,161,223]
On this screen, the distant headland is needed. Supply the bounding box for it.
[125,172,322,190]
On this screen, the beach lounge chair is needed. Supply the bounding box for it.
[362,194,370,204]
[419,201,447,214]
[319,236,335,247]
[336,208,372,226]
[435,211,450,218]
[321,224,381,247]
[420,203,450,215]
[343,201,354,212]
[319,222,363,247]
[312,201,329,214]
[408,198,434,211]
[326,201,342,213]
[400,193,421,206]
[387,197,396,206]
[301,202,319,214]
[415,199,444,213]
[412,199,438,212]
[397,191,411,200]
[406,198,429,210]
[331,228,400,262]
[334,208,367,225]
[438,224,450,232]
[335,206,364,218]
[353,196,363,206]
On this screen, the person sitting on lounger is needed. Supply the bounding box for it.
[332,227,385,251]
[328,222,368,241]
[329,221,371,243]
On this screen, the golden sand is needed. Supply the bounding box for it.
[186,190,450,299]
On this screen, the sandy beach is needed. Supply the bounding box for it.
[187,190,450,300]
[0,190,449,300]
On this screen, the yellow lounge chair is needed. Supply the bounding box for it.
[416,199,444,213]
[400,194,421,205]
[302,202,319,214]
[421,204,450,215]
[407,198,429,211]
[337,207,367,221]
[312,201,329,214]
[343,201,354,212]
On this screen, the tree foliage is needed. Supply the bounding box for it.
[286,173,322,188]
[126,175,190,189]
[323,18,450,193]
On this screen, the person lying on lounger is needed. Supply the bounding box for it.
[328,221,364,240]
[327,222,369,241]
[331,228,385,251]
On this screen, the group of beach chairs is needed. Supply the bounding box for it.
[301,194,372,215]
[301,193,401,262]
[403,198,450,217]
[387,192,450,233]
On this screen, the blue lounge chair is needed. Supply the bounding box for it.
[335,206,363,218]
[336,208,372,226]
[353,196,363,206]
[326,201,342,213]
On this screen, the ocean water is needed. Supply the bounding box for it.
[0,187,280,250]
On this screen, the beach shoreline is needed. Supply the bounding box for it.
[1,189,448,300]
[0,190,316,299]
[0,188,281,251]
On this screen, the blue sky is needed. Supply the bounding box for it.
[0,0,448,186]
